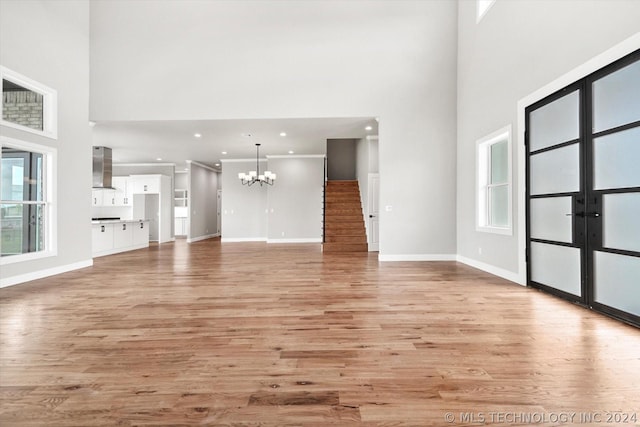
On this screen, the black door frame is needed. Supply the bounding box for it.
[525,49,640,327]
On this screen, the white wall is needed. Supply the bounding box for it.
[266,156,324,242]
[1,0,92,285]
[188,163,218,241]
[89,0,459,259]
[220,160,268,241]
[456,0,640,280]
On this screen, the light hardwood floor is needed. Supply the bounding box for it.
[1,239,639,426]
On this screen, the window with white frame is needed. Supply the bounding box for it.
[477,0,496,23]
[477,125,512,235]
[1,137,57,264]
[1,66,58,139]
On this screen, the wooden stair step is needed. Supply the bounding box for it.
[324,235,367,243]
[323,242,369,252]
[323,180,367,252]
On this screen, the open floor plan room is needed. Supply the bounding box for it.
[1,240,638,426]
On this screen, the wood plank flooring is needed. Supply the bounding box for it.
[1,238,639,426]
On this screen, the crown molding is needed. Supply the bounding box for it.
[266,154,325,159]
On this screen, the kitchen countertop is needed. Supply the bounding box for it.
[91,219,150,225]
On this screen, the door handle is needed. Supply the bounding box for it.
[586,212,600,218]
[565,212,585,217]
[369,214,376,218]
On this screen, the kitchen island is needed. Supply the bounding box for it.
[91,219,150,257]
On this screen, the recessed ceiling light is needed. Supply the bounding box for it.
[156,157,162,161]
[194,133,202,138]
[215,163,220,167]
[222,151,227,155]
[365,126,372,131]
[288,150,294,154]
[280,132,287,137]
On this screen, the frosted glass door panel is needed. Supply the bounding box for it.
[531,242,581,296]
[593,127,640,190]
[593,60,640,133]
[530,197,573,243]
[594,251,640,316]
[529,90,580,152]
[603,193,640,253]
[530,144,580,195]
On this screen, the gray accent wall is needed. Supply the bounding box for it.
[1,0,92,284]
[456,0,640,274]
[188,163,219,239]
[327,139,356,181]
[266,156,324,242]
[220,160,268,240]
[89,0,459,258]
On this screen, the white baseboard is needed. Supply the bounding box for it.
[267,238,322,243]
[378,253,457,262]
[456,255,524,285]
[0,259,93,288]
[221,237,267,243]
[187,233,218,243]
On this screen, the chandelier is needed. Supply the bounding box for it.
[238,143,276,186]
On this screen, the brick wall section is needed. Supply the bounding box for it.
[3,91,43,130]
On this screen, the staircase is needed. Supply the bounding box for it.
[323,180,368,253]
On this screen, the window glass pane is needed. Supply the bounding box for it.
[602,193,640,253]
[531,242,582,297]
[490,140,508,184]
[2,79,44,131]
[592,59,640,133]
[529,143,580,195]
[0,203,45,256]
[593,126,640,190]
[1,147,43,201]
[529,90,580,151]
[594,251,640,316]
[489,184,508,227]
[530,196,573,243]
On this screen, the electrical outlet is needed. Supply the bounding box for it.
[385,205,393,212]
[478,247,483,255]
[281,231,285,237]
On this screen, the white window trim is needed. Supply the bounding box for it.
[1,66,58,140]
[1,135,58,265]
[477,0,496,23]
[476,124,512,235]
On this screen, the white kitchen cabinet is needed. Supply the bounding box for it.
[133,220,150,246]
[112,176,132,206]
[113,222,134,249]
[92,189,116,207]
[131,175,160,194]
[92,220,150,257]
[92,223,114,253]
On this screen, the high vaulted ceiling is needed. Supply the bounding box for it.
[92,117,379,169]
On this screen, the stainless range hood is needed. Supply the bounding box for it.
[92,146,114,189]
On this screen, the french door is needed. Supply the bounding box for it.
[526,50,639,327]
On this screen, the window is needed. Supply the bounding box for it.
[1,66,58,139]
[1,136,56,264]
[477,0,496,23]
[477,125,512,235]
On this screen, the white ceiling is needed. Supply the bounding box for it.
[92,117,379,169]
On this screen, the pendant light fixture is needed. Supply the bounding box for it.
[238,143,276,186]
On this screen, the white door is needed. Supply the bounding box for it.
[217,190,222,236]
[368,173,380,251]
